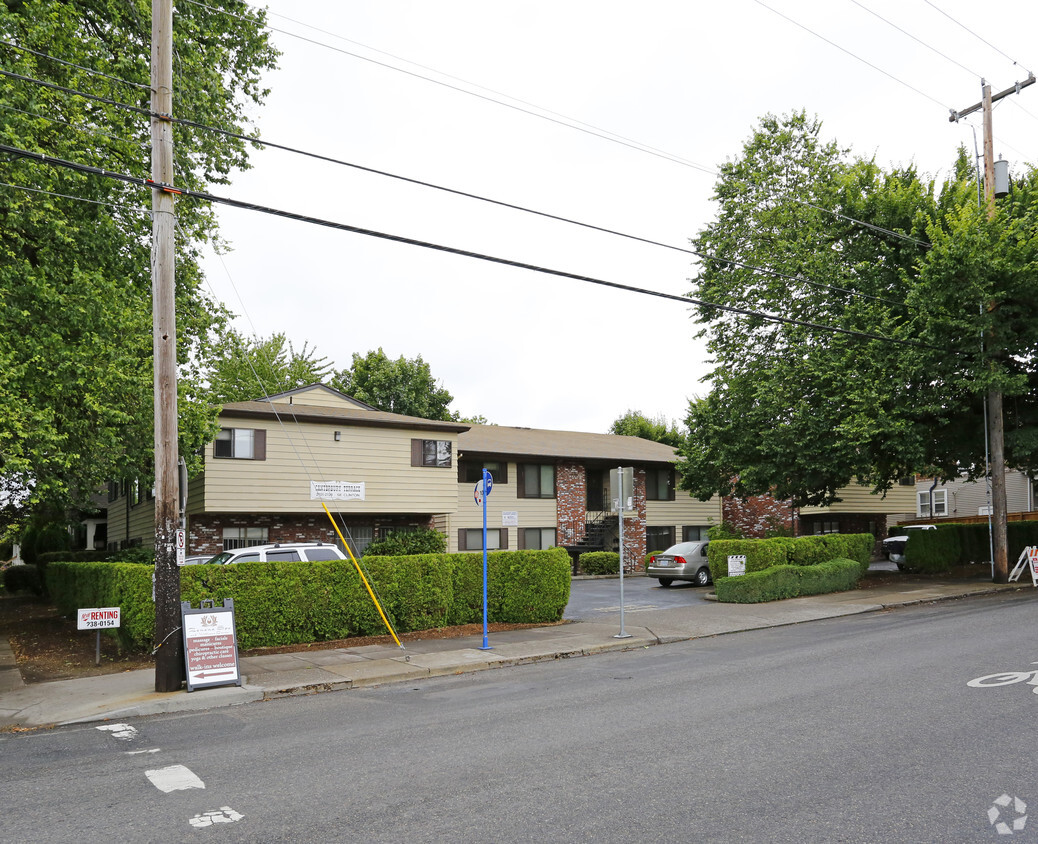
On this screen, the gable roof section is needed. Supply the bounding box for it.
[219,400,470,434]
[257,383,377,410]
[459,424,678,464]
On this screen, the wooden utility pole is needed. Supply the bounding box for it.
[151,0,183,690]
[950,75,1034,583]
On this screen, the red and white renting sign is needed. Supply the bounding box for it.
[182,603,240,691]
[77,607,121,630]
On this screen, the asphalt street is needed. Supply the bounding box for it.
[3,588,1036,842]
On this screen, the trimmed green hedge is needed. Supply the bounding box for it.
[45,548,572,651]
[714,558,863,603]
[707,534,874,580]
[578,551,619,575]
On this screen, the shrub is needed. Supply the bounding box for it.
[38,550,110,565]
[110,546,156,565]
[3,564,43,596]
[715,558,862,603]
[707,538,788,580]
[363,528,447,557]
[706,521,743,541]
[904,528,959,573]
[579,551,619,575]
[820,534,874,576]
[48,548,572,651]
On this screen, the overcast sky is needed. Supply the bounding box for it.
[199,0,1038,434]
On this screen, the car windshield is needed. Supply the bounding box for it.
[206,552,235,565]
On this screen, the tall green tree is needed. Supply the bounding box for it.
[331,348,456,420]
[676,112,1019,508]
[0,0,278,523]
[199,331,333,404]
[609,410,685,447]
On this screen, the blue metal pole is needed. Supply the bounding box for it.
[480,468,491,650]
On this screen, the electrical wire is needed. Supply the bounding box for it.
[0,179,150,214]
[922,0,1032,74]
[845,0,982,79]
[0,103,149,151]
[0,66,926,309]
[2,41,941,261]
[177,0,936,249]
[752,0,951,111]
[0,38,150,89]
[0,140,950,354]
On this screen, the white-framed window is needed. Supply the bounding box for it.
[917,489,948,517]
[222,526,269,550]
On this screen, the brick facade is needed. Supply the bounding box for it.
[623,468,647,570]
[723,495,796,538]
[188,513,434,556]
[556,462,586,546]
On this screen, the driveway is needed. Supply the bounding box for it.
[564,574,714,621]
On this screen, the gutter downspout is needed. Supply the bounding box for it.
[929,478,939,520]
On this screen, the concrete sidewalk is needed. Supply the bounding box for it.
[0,579,1026,730]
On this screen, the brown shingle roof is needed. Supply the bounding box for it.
[459,424,678,464]
[219,401,470,434]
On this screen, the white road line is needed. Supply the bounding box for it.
[96,723,137,741]
[145,764,205,793]
[125,749,161,755]
[190,807,244,828]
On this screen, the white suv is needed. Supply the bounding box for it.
[203,542,346,565]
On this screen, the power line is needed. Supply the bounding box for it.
[0,103,149,151]
[0,66,925,309]
[0,38,150,89]
[0,179,150,214]
[753,0,951,111]
[2,41,939,259]
[0,140,948,354]
[181,0,718,176]
[845,0,982,79]
[922,0,1032,75]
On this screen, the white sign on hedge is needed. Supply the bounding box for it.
[727,555,747,577]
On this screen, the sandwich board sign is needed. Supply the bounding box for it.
[181,598,241,692]
[1008,546,1038,587]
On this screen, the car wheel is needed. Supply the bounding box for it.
[694,567,711,587]
[657,577,674,587]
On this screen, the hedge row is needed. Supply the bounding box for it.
[578,551,619,575]
[713,558,863,603]
[903,522,1038,573]
[45,548,572,651]
[707,534,873,581]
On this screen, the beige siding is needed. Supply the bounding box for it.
[449,463,557,552]
[278,386,357,408]
[106,492,156,549]
[800,481,916,516]
[204,421,459,515]
[919,472,1034,517]
[645,495,722,527]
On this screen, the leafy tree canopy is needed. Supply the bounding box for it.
[609,410,686,447]
[677,111,1038,507]
[198,331,333,404]
[331,348,456,421]
[0,0,278,526]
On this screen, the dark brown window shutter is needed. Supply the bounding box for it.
[411,439,423,467]
[458,529,467,551]
[517,528,526,550]
[253,429,266,461]
[500,528,509,550]
[516,464,526,498]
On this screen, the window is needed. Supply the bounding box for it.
[460,528,508,551]
[645,468,675,501]
[683,525,710,542]
[412,439,452,468]
[214,428,266,460]
[647,526,675,552]
[518,464,555,498]
[813,520,840,535]
[918,489,948,517]
[222,526,268,550]
[459,460,507,484]
[521,528,556,550]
